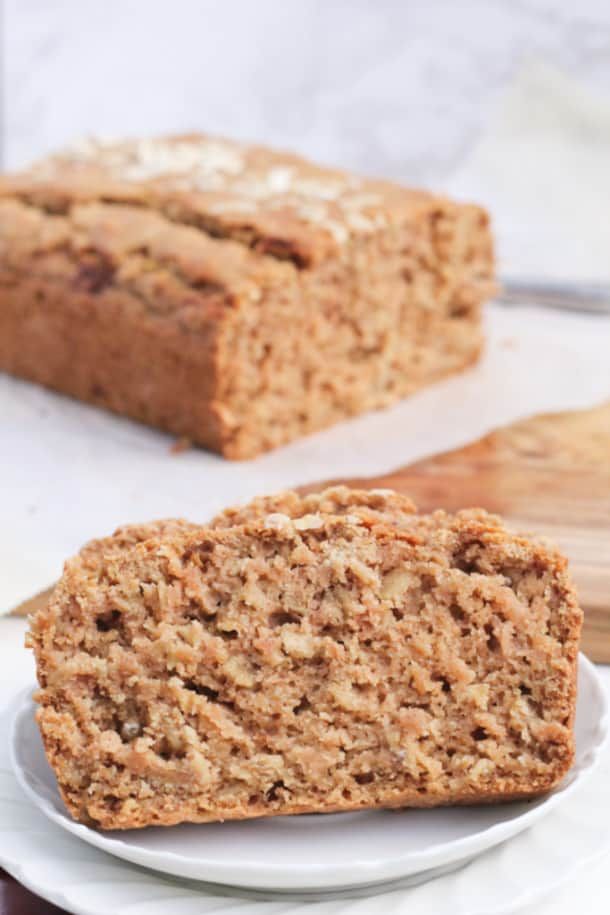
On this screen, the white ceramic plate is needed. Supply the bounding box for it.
[2,665,610,915]
[10,654,609,893]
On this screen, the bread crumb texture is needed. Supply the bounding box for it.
[28,487,582,830]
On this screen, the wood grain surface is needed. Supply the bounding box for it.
[311,401,610,662]
[0,870,64,914]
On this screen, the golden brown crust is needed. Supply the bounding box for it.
[28,488,581,830]
[0,133,479,268]
[0,134,495,458]
[209,485,418,528]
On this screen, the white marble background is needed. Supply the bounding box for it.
[4,0,610,184]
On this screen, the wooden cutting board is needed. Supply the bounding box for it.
[11,403,610,661]
[307,401,610,662]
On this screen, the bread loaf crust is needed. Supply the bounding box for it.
[0,135,495,457]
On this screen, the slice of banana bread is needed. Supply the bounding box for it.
[0,135,495,458]
[28,488,581,830]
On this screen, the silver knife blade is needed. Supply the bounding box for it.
[498,278,610,315]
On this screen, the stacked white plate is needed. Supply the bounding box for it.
[2,654,609,915]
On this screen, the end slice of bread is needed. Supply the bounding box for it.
[28,487,582,829]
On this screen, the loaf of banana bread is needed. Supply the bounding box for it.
[28,487,581,830]
[0,135,495,457]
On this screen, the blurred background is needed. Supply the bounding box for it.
[2,0,609,175]
[3,0,610,281]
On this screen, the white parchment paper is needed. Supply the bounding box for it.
[2,63,610,611]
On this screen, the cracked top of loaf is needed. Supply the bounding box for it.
[0,133,486,267]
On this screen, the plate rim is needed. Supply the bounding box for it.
[2,761,610,915]
[10,653,609,891]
